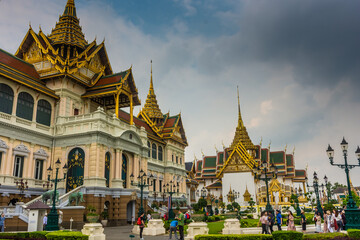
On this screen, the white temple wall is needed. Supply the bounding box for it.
[222,172,255,206]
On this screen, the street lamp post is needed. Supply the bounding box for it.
[324,175,331,205]
[45,158,68,231]
[253,161,278,214]
[163,180,179,219]
[15,178,29,201]
[326,137,360,229]
[306,172,323,218]
[130,169,153,217]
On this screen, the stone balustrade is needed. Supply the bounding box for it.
[185,222,209,240]
[222,218,242,234]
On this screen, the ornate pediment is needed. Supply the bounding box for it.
[24,42,44,63]
[34,147,49,160]
[13,143,30,157]
[0,139,8,152]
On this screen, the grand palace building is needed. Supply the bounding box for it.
[0,0,187,227]
[186,90,307,210]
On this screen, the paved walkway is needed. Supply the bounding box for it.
[104,225,319,240]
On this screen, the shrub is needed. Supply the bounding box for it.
[347,229,360,239]
[163,220,170,231]
[272,230,303,240]
[0,233,18,238]
[302,232,348,240]
[195,234,273,240]
[45,231,88,240]
[214,216,220,221]
[29,231,48,239]
[207,216,215,222]
[247,214,254,219]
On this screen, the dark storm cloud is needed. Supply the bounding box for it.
[238,0,360,88]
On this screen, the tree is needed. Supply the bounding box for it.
[343,191,360,207]
[198,198,207,209]
[232,202,240,211]
[247,198,256,213]
[290,194,300,215]
[227,204,233,211]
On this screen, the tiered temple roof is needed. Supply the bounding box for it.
[138,62,187,146]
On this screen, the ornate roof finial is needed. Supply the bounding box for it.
[268,140,271,150]
[222,140,225,149]
[141,60,163,120]
[49,0,88,49]
[284,144,287,153]
[292,146,296,156]
[259,137,263,147]
[230,86,255,150]
[214,144,218,152]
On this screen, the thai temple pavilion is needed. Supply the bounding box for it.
[0,0,187,228]
[187,89,307,209]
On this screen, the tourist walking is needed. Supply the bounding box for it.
[323,211,328,233]
[314,207,319,227]
[341,209,346,230]
[276,210,282,231]
[177,210,185,240]
[300,210,306,233]
[333,209,342,231]
[327,210,335,233]
[315,212,322,233]
[138,213,145,240]
[0,213,5,232]
[43,213,47,230]
[260,211,269,234]
[268,211,274,233]
[169,219,178,240]
[287,211,296,231]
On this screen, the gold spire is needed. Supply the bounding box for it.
[243,185,251,202]
[230,86,256,150]
[48,0,87,49]
[142,60,163,120]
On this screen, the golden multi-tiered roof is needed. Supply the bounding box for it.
[230,87,256,150]
[49,0,88,49]
[243,185,251,202]
[142,61,163,121]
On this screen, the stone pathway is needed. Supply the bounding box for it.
[104,224,319,240]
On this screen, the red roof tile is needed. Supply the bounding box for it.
[118,110,157,136]
[0,49,40,80]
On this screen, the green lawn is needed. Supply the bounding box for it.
[207,221,225,234]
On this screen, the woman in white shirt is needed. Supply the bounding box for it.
[327,210,334,233]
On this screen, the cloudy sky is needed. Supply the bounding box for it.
[1,0,360,186]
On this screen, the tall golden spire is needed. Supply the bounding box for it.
[142,60,163,121]
[49,0,87,49]
[230,86,255,150]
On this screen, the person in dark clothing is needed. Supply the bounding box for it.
[301,210,306,233]
[314,207,319,227]
[138,213,145,240]
[276,210,282,231]
[268,211,275,233]
[341,209,346,230]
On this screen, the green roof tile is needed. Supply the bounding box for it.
[204,157,216,168]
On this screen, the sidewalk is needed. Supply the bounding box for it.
[104,224,319,240]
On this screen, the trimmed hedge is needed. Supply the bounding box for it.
[347,229,360,239]
[272,231,303,240]
[46,231,88,240]
[302,232,348,240]
[195,234,273,240]
[0,231,87,240]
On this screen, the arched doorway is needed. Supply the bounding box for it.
[105,152,110,187]
[66,148,85,192]
[121,154,127,188]
[127,200,135,224]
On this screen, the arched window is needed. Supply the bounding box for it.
[158,146,163,161]
[0,83,14,114]
[16,92,34,121]
[105,152,111,187]
[147,141,151,157]
[36,99,52,126]
[152,143,157,159]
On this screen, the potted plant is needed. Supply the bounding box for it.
[101,211,109,226]
[86,205,99,223]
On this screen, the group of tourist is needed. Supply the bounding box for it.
[260,207,347,234]
[315,207,346,233]
[137,210,188,240]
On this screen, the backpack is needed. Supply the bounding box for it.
[137,217,142,225]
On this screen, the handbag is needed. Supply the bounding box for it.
[334,220,338,230]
